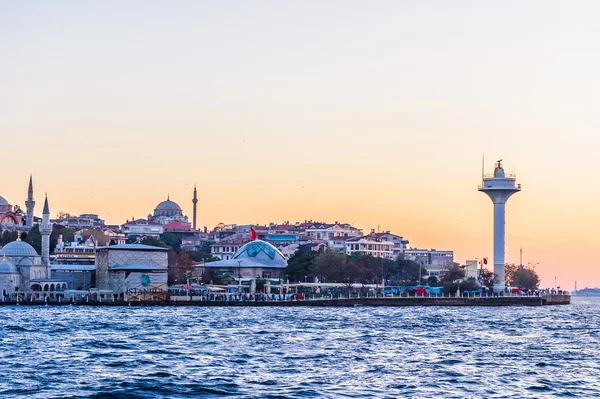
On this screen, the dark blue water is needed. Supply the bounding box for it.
[0,297,598,398]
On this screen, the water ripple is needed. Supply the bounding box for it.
[0,297,598,398]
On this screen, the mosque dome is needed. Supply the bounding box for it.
[0,259,18,274]
[18,258,33,266]
[0,196,9,206]
[0,240,38,257]
[232,240,287,267]
[155,198,182,211]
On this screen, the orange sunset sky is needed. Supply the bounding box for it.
[1,1,599,288]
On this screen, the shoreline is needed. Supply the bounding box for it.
[0,295,570,307]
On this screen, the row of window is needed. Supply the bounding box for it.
[212,246,240,253]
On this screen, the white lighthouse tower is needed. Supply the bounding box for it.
[478,159,521,293]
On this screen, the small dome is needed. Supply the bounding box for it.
[0,259,18,274]
[233,240,287,267]
[155,199,182,211]
[18,258,33,266]
[0,196,9,206]
[0,240,38,257]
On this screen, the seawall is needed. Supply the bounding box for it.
[0,295,570,307]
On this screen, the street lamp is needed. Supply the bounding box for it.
[237,260,242,292]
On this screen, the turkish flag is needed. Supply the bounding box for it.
[250,227,257,241]
[483,257,488,265]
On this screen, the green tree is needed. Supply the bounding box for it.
[312,251,348,283]
[168,249,196,285]
[396,259,425,285]
[286,245,318,282]
[511,266,540,291]
[161,233,182,251]
[140,236,169,248]
[0,230,18,247]
[459,277,481,292]
[440,264,466,285]
[480,268,494,289]
[427,275,439,287]
[24,226,42,254]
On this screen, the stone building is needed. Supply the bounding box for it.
[95,244,168,301]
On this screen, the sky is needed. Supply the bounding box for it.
[1,1,599,288]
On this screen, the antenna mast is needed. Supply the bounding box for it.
[481,154,485,180]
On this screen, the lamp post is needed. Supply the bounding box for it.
[237,260,242,293]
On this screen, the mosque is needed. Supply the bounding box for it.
[0,185,65,299]
[147,195,191,227]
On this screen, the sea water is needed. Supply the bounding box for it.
[0,297,598,398]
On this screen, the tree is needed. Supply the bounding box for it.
[440,264,466,285]
[504,263,518,286]
[396,259,425,285]
[511,266,540,291]
[0,230,18,247]
[459,277,481,292]
[161,233,182,252]
[56,212,71,220]
[140,236,169,248]
[427,275,439,287]
[24,226,42,254]
[312,251,348,283]
[168,250,196,285]
[286,245,318,282]
[480,268,494,289]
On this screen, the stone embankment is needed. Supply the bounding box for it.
[0,295,570,307]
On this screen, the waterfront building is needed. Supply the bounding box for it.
[478,159,521,292]
[121,218,164,239]
[95,243,168,301]
[345,234,394,259]
[404,248,454,277]
[199,240,287,281]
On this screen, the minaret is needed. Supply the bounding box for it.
[192,184,198,230]
[25,174,35,228]
[479,159,521,293]
[39,194,53,266]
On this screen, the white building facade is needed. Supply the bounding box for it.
[345,236,394,259]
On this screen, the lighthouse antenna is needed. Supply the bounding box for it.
[481,154,485,180]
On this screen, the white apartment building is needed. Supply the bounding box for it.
[345,235,394,259]
[404,248,454,277]
[372,231,409,259]
[121,219,164,239]
[211,237,248,260]
[305,222,362,241]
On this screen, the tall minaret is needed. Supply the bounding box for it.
[192,184,198,230]
[25,174,35,228]
[39,194,53,266]
[478,159,521,293]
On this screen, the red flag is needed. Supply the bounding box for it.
[250,227,257,241]
[483,257,488,265]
